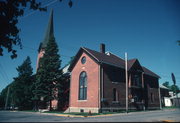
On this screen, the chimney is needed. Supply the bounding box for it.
[100,43,105,53]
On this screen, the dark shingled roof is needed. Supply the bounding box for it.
[142,66,160,78]
[69,47,160,78]
[127,59,137,70]
[83,47,125,68]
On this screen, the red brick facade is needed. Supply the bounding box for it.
[69,52,100,112]
[68,46,160,113]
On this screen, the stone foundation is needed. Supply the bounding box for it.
[68,107,100,113]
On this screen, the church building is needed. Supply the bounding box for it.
[68,44,161,113]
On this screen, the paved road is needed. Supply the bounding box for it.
[0,109,180,122]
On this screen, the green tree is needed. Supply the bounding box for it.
[0,0,72,59]
[57,67,70,111]
[0,0,46,59]
[11,56,34,110]
[177,40,180,46]
[170,85,179,94]
[0,85,9,109]
[162,81,170,89]
[34,36,62,111]
[162,81,180,95]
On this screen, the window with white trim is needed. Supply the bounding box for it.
[79,71,87,100]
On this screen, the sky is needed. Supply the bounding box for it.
[0,0,180,92]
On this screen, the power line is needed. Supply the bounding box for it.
[21,44,74,58]
[21,0,59,19]
[0,62,10,83]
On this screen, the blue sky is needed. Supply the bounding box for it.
[0,0,180,92]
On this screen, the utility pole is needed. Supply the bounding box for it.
[158,86,162,110]
[125,52,128,113]
[5,87,10,110]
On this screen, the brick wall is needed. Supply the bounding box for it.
[144,74,160,109]
[102,65,126,109]
[36,49,45,71]
[69,52,99,111]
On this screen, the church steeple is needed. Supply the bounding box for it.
[38,9,54,52]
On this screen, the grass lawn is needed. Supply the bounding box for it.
[42,110,129,116]
[42,110,124,116]
[162,106,177,109]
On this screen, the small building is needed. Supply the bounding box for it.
[171,93,180,107]
[68,44,160,113]
[159,85,171,107]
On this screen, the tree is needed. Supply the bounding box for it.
[57,73,70,111]
[0,0,46,59]
[170,85,179,95]
[0,0,73,59]
[162,81,180,95]
[162,81,170,89]
[177,40,180,46]
[0,57,34,110]
[11,56,34,110]
[0,85,9,109]
[33,36,62,111]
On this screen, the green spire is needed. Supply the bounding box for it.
[41,9,54,50]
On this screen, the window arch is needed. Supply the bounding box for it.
[79,71,87,100]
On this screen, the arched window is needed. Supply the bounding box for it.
[79,71,87,100]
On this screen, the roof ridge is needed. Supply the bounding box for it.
[82,47,100,62]
[128,58,137,61]
[142,66,160,78]
[105,51,125,61]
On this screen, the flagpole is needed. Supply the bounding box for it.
[125,52,128,113]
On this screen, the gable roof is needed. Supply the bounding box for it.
[69,47,160,78]
[142,66,160,78]
[83,47,125,68]
[159,85,169,90]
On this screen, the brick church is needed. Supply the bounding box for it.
[37,10,161,112]
[68,44,161,113]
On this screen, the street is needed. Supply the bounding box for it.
[0,109,180,122]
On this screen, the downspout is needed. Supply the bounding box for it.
[68,72,72,113]
[101,66,104,101]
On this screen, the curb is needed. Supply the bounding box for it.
[9,108,179,118]
[159,120,175,122]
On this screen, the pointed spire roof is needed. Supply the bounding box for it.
[41,9,54,49]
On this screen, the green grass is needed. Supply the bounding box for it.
[43,110,126,116]
[43,111,104,116]
[20,108,173,116]
[162,106,178,109]
[42,111,64,113]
